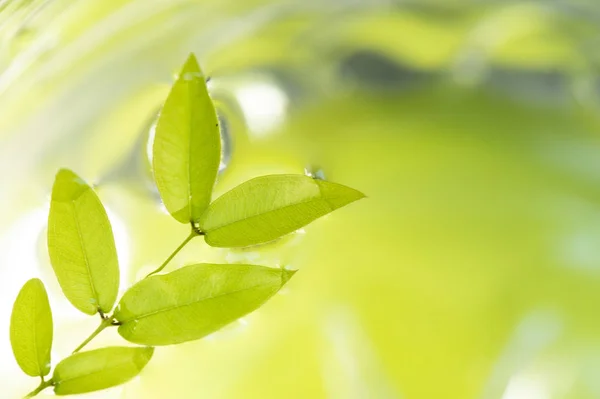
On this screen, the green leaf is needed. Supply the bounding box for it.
[10,278,53,377]
[114,264,295,345]
[53,346,154,395]
[198,175,365,247]
[153,53,221,223]
[47,169,119,315]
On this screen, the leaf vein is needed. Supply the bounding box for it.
[71,200,98,312]
[205,196,328,234]
[118,281,277,324]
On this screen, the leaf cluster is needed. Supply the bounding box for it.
[10,54,364,398]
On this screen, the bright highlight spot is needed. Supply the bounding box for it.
[104,207,130,294]
[502,375,549,399]
[235,79,288,137]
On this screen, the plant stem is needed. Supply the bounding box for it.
[145,231,197,278]
[23,378,53,398]
[72,317,114,353]
[23,229,201,397]
[23,230,200,396]
[73,230,197,353]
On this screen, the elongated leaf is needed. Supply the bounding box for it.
[198,175,365,247]
[10,278,53,377]
[48,169,119,315]
[153,53,221,223]
[114,264,295,345]
[53,346,153,395]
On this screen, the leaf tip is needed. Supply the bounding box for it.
[135,347,155,368]
[315,179,366,209]
[181,53,202,75]
[52,168,88,201]
[185,52,198,63]
[353,189,367,201]
[56,167,75,177]
[281,268,297,285]
[26,277,44,288]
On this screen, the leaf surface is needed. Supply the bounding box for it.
[199,175,364,247]
[53,346,154,395]
[48,169,119,315]
[114,263,295,345]
[153,53,221,223]
[10,278,53,377]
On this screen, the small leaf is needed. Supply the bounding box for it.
[199,174,364,247]
[10,278,53,377]
[48,169,119,315]
[114,264,295,345]
[53,346,153,395]
[153,53,221,223]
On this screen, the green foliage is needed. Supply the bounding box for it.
[199,174,365,247]
[10,279,53,378]
[153,53,221,224]
[53,347,153,395]
[115,264,295,345]
[47,169,119,315]
[9,53,363,398]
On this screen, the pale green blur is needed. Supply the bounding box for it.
[1,1,600,398]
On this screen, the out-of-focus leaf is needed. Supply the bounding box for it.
[53,346,154,395]
[47,169,119,315]
[199,175,365,247]
[114,264,295,345]
[10,278,53,377]
[153,53,221,223]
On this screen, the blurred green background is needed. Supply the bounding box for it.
[2,0,600,398]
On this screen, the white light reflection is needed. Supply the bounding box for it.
[452,3,546,86]
[481,310,562,399]
[235,78,288,137]
[104,207,130,294]
[321,308,400,399]
[502,374,549,399]
[146,120,156,165]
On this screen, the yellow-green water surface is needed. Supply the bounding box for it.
[2,1,600,398]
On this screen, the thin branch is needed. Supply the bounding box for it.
[23,378,53,398]
[72,317,114,354]
[145,231,197,278]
